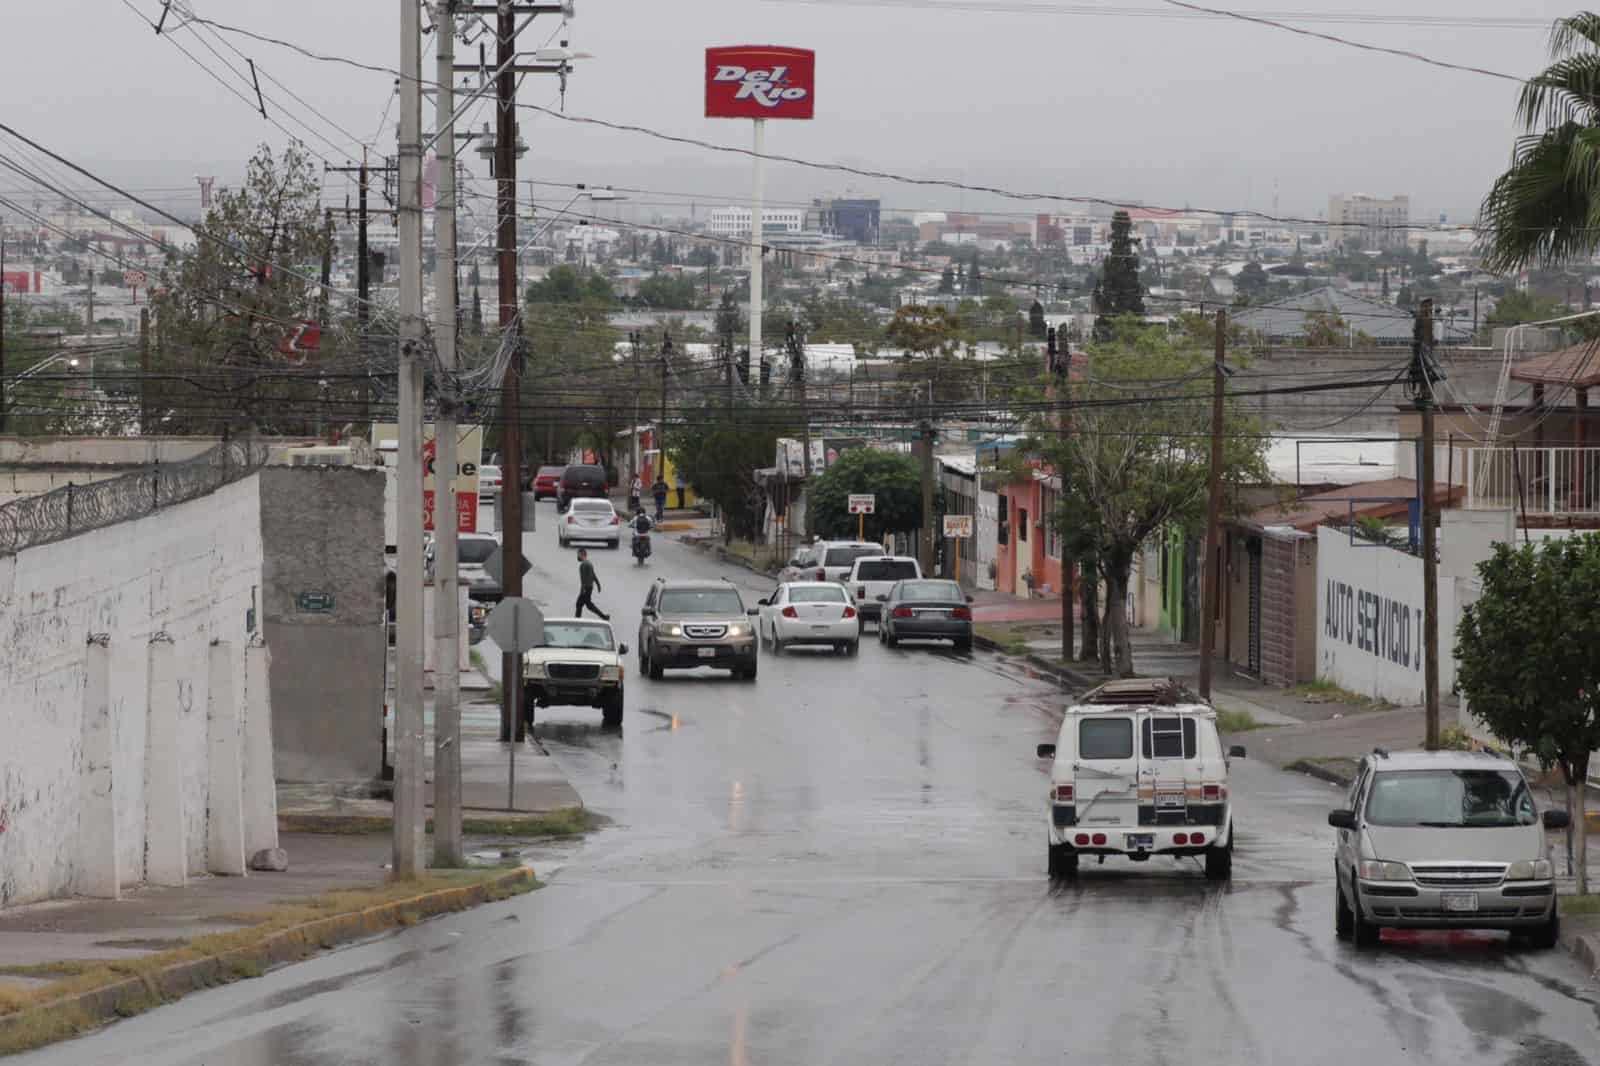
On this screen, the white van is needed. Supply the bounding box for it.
[1035,679,1246,881]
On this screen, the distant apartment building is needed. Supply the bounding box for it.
[1328,193,1409,250]
[817,198,880,244]
[708,206,805,239]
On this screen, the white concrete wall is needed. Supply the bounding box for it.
[0,475,265,906]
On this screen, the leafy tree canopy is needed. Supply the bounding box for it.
[808,447,924,539]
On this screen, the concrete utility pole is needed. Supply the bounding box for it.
[393,0,427,879]
[432,0,464,867]
[1198,309,1227,702]
[1414,298,1441,750]
[660,332,672,470]
[919,380,936,575]
[358,155,370,425]
[1,218,7,433]
[138,307,150,432]
[630,330,642,479]
[495,0,526,744]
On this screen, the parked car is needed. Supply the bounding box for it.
[521,618,627,729]
[1328,749,1567,949]
[876,579,973,650]
[532,465,565,501]
[844,555,921,630]
[638,578,758,680]
[478,464,503,502]
[815,540,887,584]
[556,463,610,512]
[1036,683,1244,881]
[778,542,822,584]
[558,498,622,548]
[757,581,859,655]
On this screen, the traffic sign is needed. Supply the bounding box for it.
[847,493,875,515]
[122,269,148,287]
[486,596,545,654]
[943,514,974,538]
[482,544,532,587]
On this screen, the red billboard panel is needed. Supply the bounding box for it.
[1,271,31,294]
[705,46,815,120]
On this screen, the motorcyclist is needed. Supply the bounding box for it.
[630,510,653,559]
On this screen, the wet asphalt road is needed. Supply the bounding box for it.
[18,504,1600,1065]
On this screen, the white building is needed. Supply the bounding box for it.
[707,206,806,239]
[1328,193,1410,250]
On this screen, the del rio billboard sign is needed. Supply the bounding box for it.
[705,46,815,120]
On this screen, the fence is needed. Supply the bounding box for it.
[1465,446,1600,518]
[0,435,269,557]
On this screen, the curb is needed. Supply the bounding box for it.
[277,810,593,836]
[682,537,777,578]
[969,632,1096,691]
[1282,758,1357,788]
[0,866,537,1055]
[1566,928,1600,977]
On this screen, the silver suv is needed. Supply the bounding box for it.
[1328,750,1569,949]
[638,579,759,681]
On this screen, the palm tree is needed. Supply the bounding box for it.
[1480,13,1600,272]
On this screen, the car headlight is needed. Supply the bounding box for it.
[727,622,751,638]
[601,664,621,681]
[524,661,545,679]
[1505,859,1553,881]
[662,623,682,637]
[1357,860,1412,882]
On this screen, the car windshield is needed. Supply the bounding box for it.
[789,585,847,603]
[660,588,745,615]
[1080,718,1134,760]
[565,467,605,483]
[481,466,500,477]
[458,539,497,564]
[856,560,918,581]
[898,582,962,602]
[1364,769,1537,828]
[538,622,614,650]
[825,546,878,567]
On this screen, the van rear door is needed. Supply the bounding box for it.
[1142,714,1199,824]
[1072,714,1140,828]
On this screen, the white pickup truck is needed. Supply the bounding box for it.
[844,555,922,630]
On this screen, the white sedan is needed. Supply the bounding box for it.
[756,581,860,656]
[557,498,622,548]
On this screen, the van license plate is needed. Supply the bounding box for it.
[698,647,717,658]
[1441,892,1479,913]
[1126,833,1154,851]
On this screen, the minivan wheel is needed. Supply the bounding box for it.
[1048,843,1078,880]
[1527,907,1560,951]
[1351,876,1380,948]
[1335,882,1354,941]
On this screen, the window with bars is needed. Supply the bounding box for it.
[1041,486,1063,559]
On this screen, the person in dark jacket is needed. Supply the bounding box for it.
[651,477,669,521]
[574,549,609,620]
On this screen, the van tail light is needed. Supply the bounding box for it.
[843,606,857,619]
[1202,784,1224,801]
[1074,833,1089,846]
[951,606,972,620]
[891,606,913,618]
[566,515,574,524]
[857,585,867,599]
[611,515,621,525]
[781,606,798,618]
[1190,832,1205,846]
[1053,784,1073,802]
[816,568,826,581]
[1090,833,1107,846]
[1175,833,1189,846]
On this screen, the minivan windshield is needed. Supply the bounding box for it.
[825,546,879,567]
[856,560,919,581]
[660,588,745,615]
[1364,769,1537,828]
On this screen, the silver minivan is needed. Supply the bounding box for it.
[1328,750,1569,949]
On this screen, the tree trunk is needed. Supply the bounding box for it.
[1098,594,1112,673]
[1061,561,1075,664]
[1107,568,1133,677]
[1080,559,1099,662]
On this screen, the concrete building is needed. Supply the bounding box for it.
[707,206,805,239]
[1328,193,1410,250]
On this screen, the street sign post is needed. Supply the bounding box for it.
[485,596,544,810]
[848,493,875,540]
[942,514,974,583]
[481,544,532,589]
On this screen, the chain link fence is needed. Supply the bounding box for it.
[0,435,270,557]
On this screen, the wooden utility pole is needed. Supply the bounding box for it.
[1415,298,1441,750]
[1,218,7,434]
[920,379,936,575]
[495,0,526,744]
[138,307,150,431]
[659,332,671,475]
[319,208,333,328]
[1198,309,1227,701]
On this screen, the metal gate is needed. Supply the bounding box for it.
[1247,538,1263,675]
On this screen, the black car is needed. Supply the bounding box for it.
[557,464,610,512]
[877,579,974,651]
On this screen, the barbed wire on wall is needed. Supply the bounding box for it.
[0,434,269,557]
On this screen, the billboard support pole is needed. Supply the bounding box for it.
[749,117,765,386]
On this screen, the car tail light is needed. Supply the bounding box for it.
[1174,832,1189,846]
[1053,784,1073,802]
[1202,784,1223,801]
[951,606,972,620]
[781,606,798,618]
[843,606,857,619]
[1090,833,1107,846]
[1190,833,1205,846]
[566,515,574,524]
[816,568,826,580]
[1074,833,1089,846]
[611,515,621,525]
[891,606,913,618]
[857,586,867,599]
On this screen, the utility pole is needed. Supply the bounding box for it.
[0,217,6,433]
[1048,326,1071,661]
[495,0,526,744]
[630,330,641,479]
[1198,308,1226,702]
[1413,297,1441,750]
[393,0,426,879]
[138,307,150,432]
[660,331,672,472]
[920,382,936,576]
[86,268,94,336]
[320,208,333,327]
[358,155,370,426]
[432,0,464,866]
[790,321,812,478]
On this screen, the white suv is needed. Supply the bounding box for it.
[844,554,921,630]
[1035,679,1245,881]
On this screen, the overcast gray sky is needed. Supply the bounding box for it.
[0,0,1579,224]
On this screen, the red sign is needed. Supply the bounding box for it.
[1,271,31,294]
[705,46,815,120]
[423,489,479,534]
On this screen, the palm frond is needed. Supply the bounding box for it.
[1517,55,1600,130]
[1550,12,1600,59]
[1479,124,1600,273]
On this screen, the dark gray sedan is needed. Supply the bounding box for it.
[877,579,973,651]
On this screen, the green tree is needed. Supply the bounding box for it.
[885,303,975,406]
[670,400,792,542]
[1486,288,1564,328]
[1092,210,1144,340]
[937,265,955,294]
[1455,535,1600,893]
[1027,319,1268,674]
[526,264,613,305]
[1236,262,1268,302]
[1028,298,1047,339]
[808,448,923,539]
[1480,14,1600,272]
[634,272,699,310]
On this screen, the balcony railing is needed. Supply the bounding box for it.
[1464,446,1600,516]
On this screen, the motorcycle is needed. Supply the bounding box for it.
[631,532,652,565]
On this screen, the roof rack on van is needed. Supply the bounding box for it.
[1079,677,1204,707]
